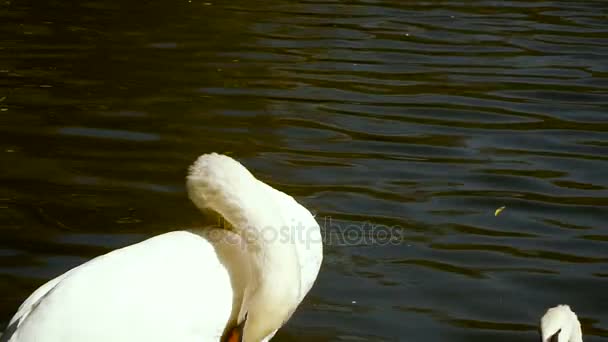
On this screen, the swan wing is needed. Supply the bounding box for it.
[4,230,245,342]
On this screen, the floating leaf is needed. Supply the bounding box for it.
[494,206,506,216]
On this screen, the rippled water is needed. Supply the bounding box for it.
[1,0,607,340]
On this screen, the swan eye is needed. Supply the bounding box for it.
[549,328,561,342]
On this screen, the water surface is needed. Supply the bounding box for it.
[1,0,607,341]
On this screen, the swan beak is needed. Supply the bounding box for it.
[224,316,247,342]
[226,328,242,342]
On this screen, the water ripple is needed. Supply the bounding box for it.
[1,0,607,340]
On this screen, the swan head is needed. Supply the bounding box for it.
[540,305,583,342]
[187,153,304,342]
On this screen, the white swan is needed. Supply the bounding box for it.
[540,305,583,342]
[0,153,323,342]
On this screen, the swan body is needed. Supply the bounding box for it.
[1,153,323,342]
[540,305,583,342]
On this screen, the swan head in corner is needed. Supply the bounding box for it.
[540,305,583,342]
[186,153,308,342]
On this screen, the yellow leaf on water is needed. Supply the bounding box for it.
[494,206,506,216]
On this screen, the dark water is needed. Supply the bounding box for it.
[1,0,607,340]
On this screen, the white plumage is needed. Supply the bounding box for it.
[540,305,583,342]
[1,153,323,342]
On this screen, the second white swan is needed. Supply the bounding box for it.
[540,305,583,342]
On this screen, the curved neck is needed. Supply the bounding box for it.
[224,200,302,341]
[186,154,302,340]
[569,318,583,342]
[240,236,301,341]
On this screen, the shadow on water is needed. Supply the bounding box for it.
[1,0,608,341]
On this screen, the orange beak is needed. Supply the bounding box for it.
[226,327,242,342]
[223,314,247,342]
